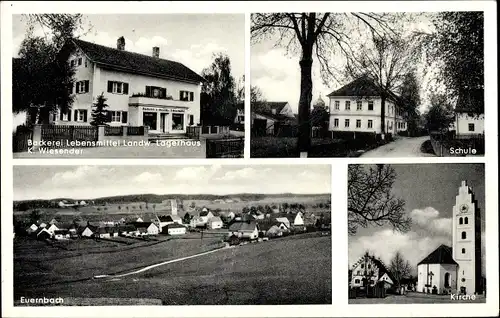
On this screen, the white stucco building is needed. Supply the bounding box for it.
[454,89,484,137]
[49,37,204,135]
[350,253,395,289]
[327,77,407,135]
[416,181,483,295]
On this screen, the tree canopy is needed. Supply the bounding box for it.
[423,93,455,132]
[200,53,238,126]
[427,12,484,115]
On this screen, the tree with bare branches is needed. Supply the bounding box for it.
[348,164,410,235]
[251,13,401,156]
[389,251,412,288]
[344,32,423,137]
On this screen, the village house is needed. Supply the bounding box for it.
[228,220,259,240]
[275,217,291,229]
[454,89,484,137]
[350,253,395,290]
[118,224,138,236]
[164,223,187,235]
[53,229,71,240]
[251,101,297,136]
[48,37,204,136]
[36,228,52,240]
[80,224,97,237]
[256,220,288,238]
[327,77,407,136]
[234,102,245,126]
[44,223,59,235]
[208,216,223,229]
[26,224,38,234]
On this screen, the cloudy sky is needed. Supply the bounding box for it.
[251,13,435,114]
[348,163,486,275]
[13,165,331,201]
[12,14,244,81]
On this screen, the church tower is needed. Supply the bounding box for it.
[452,181,482,294]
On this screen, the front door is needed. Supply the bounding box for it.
[160,113,168,133]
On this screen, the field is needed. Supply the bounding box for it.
[15,234,331,305]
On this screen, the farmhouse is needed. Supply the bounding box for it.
[327,77,407,136]
[165,223,187,236]
[46,37,204,135]
[251,101,297,136]
[118,224,138,236]
[198,209,214,224]
[80,225,97,237]
[44,224,59,235]
[350,253,395,290]
[26,224,38,234]
[416,181,483,295]
[275,217,290,229]
[228,220,259,240]
[36,228,52,240]
[53,229,70,240]
[257,221,288,238]
[208,216,223,229]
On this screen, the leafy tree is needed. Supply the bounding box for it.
[310,105,329,133]
[242,206,250,214]
[282,202,289,212]
[90,93,109,126]
[29,209,42,224]
[264,205,273,214]
[397,71,422,136]
[345,32,423,137]
[201,53,237,126]
[348,164,410,235]
[389,251,412,288]
[190,201,196,209]
[251,13,402,155]
[426,12,484,115]
[13,14,89,124]
[423,93,455,132]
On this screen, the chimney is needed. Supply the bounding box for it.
[152,46,160,58]
[117,36,125,50]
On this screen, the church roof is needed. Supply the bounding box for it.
[417,245,458,265]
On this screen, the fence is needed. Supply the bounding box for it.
[206,137,244,158]
[430,131,485,156]
[186,126,201,139]
[41,125,98,143]
[104,126,123,136]
[127,126,145,136]
[13,127,33,152]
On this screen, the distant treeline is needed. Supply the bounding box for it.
[13,193,331,211]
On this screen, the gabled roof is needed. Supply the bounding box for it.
[327,76,401,104]
[159,215,174,222]
[210,216,222,223]
[71,39,205,84]
[455,88,484,114]
[167,223,186,229]
[252,102,292,120]
[417,245,458,265]
[228,221,257,232]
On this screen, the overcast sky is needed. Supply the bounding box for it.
[12,14,244,81]
[348,163,486,275]
[251,13,435,114]
[13,165,331,201]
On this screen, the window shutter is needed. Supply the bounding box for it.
[76,82,80,94]
[85,80,89,93]
[123,83,129,95]
[122,111,128,123]
[179,91,183,100]
[145,86,151,97]
[68,110,72,121]
[60,110,63,121]
[74,110,78,122]
[107,81,113,93]
[106,111,112,123]
[161,88,167,98]
[83,110,88,122]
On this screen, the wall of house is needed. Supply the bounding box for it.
[168,227,186,235]
[350,258,380,287]
[328,97,406,134]
[279,103,295,118]
[455,113,485,135]
[99,67,201,125]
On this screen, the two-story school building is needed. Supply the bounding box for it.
[50,37,204,135]
[327,77,407,135]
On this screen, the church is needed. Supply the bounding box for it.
[416,181,483,295]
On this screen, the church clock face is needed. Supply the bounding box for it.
[459,204,469,214]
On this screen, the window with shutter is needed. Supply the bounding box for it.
[108,81,113,93]
[83,110,88,122]
[74,110,78,122]
[68,110,72,121]
[76,82,80,93]
[123,83,129,95]
[85,80,89,93]
[122,112,128,124]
